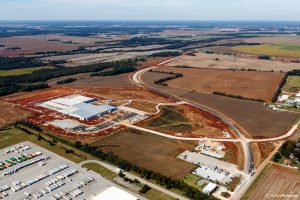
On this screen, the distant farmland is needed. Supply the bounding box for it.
[0,66,53,76]
[232,43,300,58]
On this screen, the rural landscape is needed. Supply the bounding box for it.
[0,1,300,200]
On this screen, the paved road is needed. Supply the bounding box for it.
[80,160,189,200]
[132,61,254,175]
[130,58,299,200]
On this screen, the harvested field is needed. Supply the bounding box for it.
[61,50,173,67]
[48,72,134,87]
[137,56,175,69]
[0,66,53,76]
[72,87,170,104]
[141,71,299,138]
[0,36,78,56]
[41,34,112,46]
[232,44,300,58]
[165,53,300,72]
[142,105,227,138]
[157,67,284,102]
[0,101,29,128]
[243,35,300,45]
[91,129,197,178]
[282,75,300,93]
[243,164,300,200]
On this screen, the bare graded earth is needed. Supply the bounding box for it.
[0,100,29,128]
[245,164,300,200]
[91,129,197,179]
[158,66,284,102]
[165,53,300,72]
[141,72,299,138]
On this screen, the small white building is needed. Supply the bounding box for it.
[277,95,289,102]
[203,182,218,195]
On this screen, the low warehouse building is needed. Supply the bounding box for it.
[39,95,117,121]
[203,182,218,195]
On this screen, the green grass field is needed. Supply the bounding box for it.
[282,76,300,93]
[232,43,300,57]
[182,174,206,190]
[0,66,53,76]
[81,163,116,179]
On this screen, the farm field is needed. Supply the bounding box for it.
[242,164,300,200]
[242,35,300,45]
[282,75,300,93]
[232,44,300,58]
[91,129,197,179]
[0,36,78,56]
[158,67,284,102]
[141,71,299,138]
[165,53,300,72]
[0,66,53,76]
[61,50,173,67]
[142,105,228,138]
[48,72,134,87]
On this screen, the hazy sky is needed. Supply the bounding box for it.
[0,0,299,21]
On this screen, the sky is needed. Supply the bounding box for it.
[0,0,299,21]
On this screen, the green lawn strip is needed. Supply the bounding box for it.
[0,66,53,76]
[142,188,176,200]
[241,163,272,200]
[182,173,205,190]
[81,162,116,180]
[282,76,300,93]
[1,126,95,163]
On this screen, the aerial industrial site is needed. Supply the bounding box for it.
[0,1,300,200]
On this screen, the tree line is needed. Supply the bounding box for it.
[0,56,45,70]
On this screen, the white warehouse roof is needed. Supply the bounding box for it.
[203,182,218,195]
[93,186,138,200]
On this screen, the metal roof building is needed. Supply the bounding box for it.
[39,95,117,121]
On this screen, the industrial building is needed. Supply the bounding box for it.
[93,186,139,200]
[39,95,117,121]
[203,182,218,195]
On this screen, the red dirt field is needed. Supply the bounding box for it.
[157,66,284,102]
[139,104,235,139]
[246,164,300,200]
[0,100,30,128]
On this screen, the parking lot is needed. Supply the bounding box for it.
[0,142,113,200]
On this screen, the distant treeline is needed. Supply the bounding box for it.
[0,56,45,70]
[150,51,180,57]
[90,64,136,76]
[0,83,49,96]
[213,91,265,102]
[57,78,77,85]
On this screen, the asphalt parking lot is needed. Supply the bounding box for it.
[0,141,113,200]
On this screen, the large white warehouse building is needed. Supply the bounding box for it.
[39,95,117,121]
